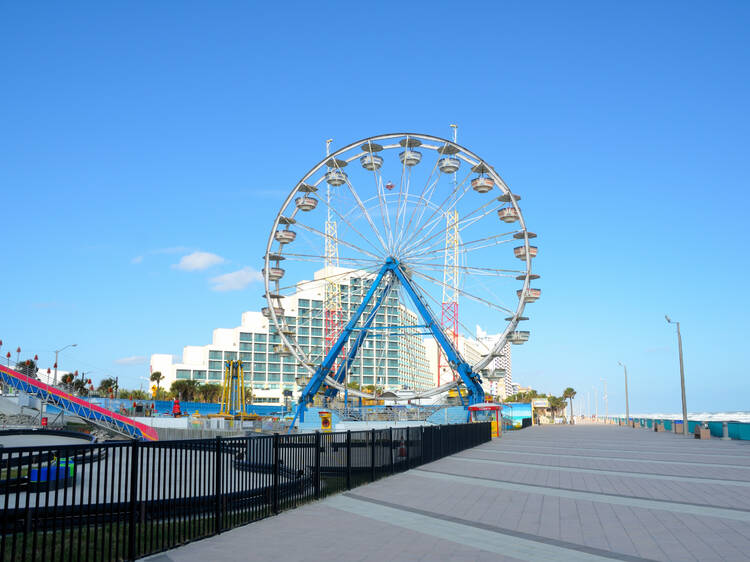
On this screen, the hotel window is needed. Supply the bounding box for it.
[192,370,207,380]
[240,342,252,351]
[209,350,222,360]
[208,371,222,381]
[239,352,252,361]
[255,334,267,342]
[240,332,252,342]
[176,369,191,380]
[208,360,222,370]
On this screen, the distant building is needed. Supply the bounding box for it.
[423,327,513,399]
[476,326,513,399]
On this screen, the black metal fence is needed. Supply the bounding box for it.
[0,422,490,561]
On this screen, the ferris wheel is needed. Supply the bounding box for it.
[262,132,539,424]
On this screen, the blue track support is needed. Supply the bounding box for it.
[0,364,159,440]
[291,257,484,431]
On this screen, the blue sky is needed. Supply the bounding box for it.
[1,2,748,413]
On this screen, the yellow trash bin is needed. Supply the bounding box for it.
[319,411,332,433]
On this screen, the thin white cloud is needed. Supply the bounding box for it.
[210,267,263,292]
[131,255,144,264]
[173,251,225,271]
[115,355,148,365]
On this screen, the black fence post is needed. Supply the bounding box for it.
[389,427,394,474]
[370,428,376,482]
[272,433,280,514]
[405,426,410,469]
[420,426,425,466]
[215,436,222,534]
[314,431,321,500]
[127,440,139,561]
[346,430,352,490]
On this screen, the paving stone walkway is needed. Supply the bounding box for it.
[145,424,750,561]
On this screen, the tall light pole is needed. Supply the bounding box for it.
[54,343,77,385]
[618,361,629,425]
[600,378,608,422]
[592,386,599,422]
[666,315,688,436]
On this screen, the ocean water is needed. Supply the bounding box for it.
[627,412,750,422]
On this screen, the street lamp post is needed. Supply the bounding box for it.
[618,361,629,426]
[600,378,608,423]
[54,343,77,385]
[666,315,688,436]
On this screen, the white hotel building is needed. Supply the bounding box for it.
[151,267,511,405]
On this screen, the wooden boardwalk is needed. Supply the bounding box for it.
[147,424,750,561]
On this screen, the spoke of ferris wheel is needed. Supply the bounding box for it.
[398,144,447,250]
[401,195,501,257]
[273,264,383,294]
[330,159,390,254]
[365,140,394,252]
[294,222,383,261]
[409,263,522,277]
[395,153,442,252]
[396,168,474,254]
[467,267,517,320]
[410,274,503,348]
[400,196,504,258]
[310,183,388,258]
[405,275,481,349]
[393,138,409,254]
[412,270,515,315]
[282,252,382,265]
[405,229,518,262]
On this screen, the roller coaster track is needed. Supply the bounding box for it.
[0,364,158,441]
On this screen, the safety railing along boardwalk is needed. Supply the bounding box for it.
[0,421,490,561]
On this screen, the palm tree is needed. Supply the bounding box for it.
[150,371,164,395]
[562,387,577,424]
